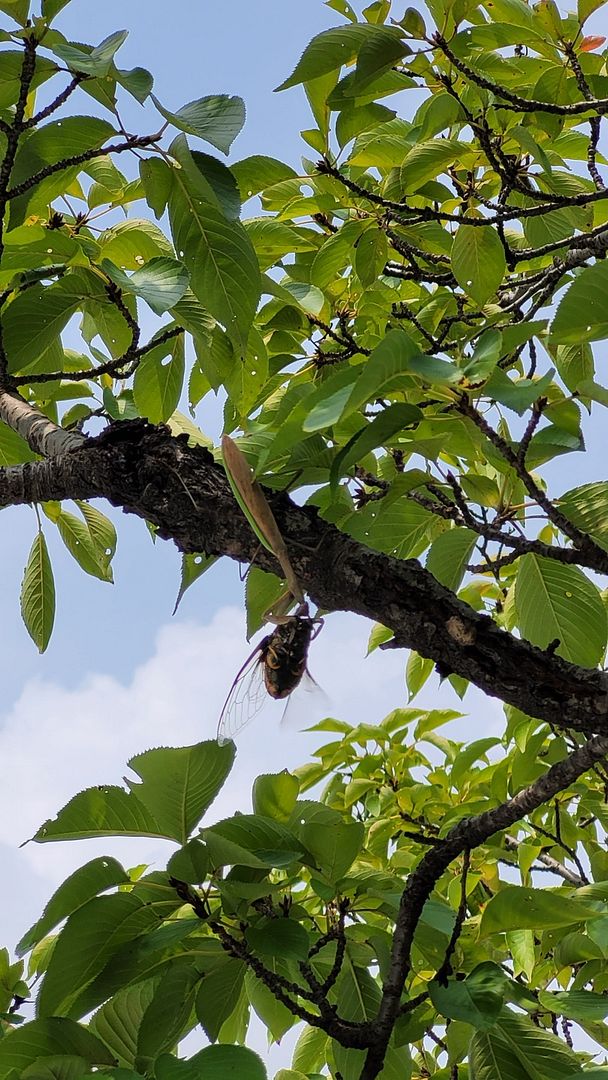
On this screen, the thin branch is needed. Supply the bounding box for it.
[504,834,584,885]
[433,32,608,117]
[434,850,470,986]
[5,130,164,200]
[12,323,184,388]
[24,73,86,129]
[457,395,608,572]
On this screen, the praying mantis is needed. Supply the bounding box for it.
[221,433,306,616]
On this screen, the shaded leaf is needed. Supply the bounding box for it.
[452,224,507,306]
[152,94,245,154]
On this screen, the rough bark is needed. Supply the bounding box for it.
[1,417,607,736]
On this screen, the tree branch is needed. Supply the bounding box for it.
[360,735,608,1079]
[0,419,607,735]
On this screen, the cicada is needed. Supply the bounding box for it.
[217,604,322,745]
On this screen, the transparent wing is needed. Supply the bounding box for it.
[217,642,267,745]
[280,669,331,732]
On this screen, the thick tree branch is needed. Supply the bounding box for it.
[0,419,607,736]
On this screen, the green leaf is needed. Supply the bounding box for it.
[152,94,245,154]
[252,772,300,823]
[245,566,285,638]
[90,979,156,1070]
[303,381,356,432]
[137,965,200,1064]
[231,155,297,200]
[401,139,469,192]
[484,367,555,415]
[56,509,113,582]
[169,167,260,353]
[173,553,216,615]
[552,261,608,343]
[353,26,410,89]
[196,959,246,1042]
[158,1045,267,1080]
[10,114,114,222]
[0,1019,114,1079]
[299,806,364,882]
[406,651,433,700]
[343,329,424,417]
[4,280,84,375]
[21,1055,93,1080]
[116,65,153,104]
[426,528,477,591]
[203,814,303,869]
[515,554,607,667]
[74,502,117,576]
[245,967,296,1042]
[538,988,608,1021]
[247,919,310,961]
[184,150,241,220]
[168,133,243,229]
[355,226,388,286]
[463,329,503,381]
[0,421,36,465]
[292,1026,329,1074]
[344,489,441,560]
[452,224,507,306]
[430,963,506,1031]
[0,50,57,110]
[32,785,161,843]
[126,741,236,845]
[451,738,500,789]
[330,403,422,489]
[469,1011,581,1080]
[276,24,404,91]
[98,217,173,267]
[480,885,603,936]
[0,0,29,25]
[139,157,173,219]
[282,280,325,316]
[552,341,594,395]
[37,892,161,1018]
[49,31,128,76]
[17,856,128,957]
[166,839,209,884]
[579,0,607,22]
[336,101,396,148]
[133,331,185,424]
[367,622,394,654]
[20,531,55,653]
[559,482,608,552]
[102,257,189,316]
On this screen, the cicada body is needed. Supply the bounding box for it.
[262,614,315,699]
[217,607,321,745]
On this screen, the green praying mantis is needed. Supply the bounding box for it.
[221,434,306,620]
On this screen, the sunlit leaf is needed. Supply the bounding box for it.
[20,531,55,653]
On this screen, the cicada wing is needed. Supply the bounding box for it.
[280,669,331,732]
[217,642,268,745]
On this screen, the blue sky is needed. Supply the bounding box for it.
[0,1,344,695]
[1,0,607,1066]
